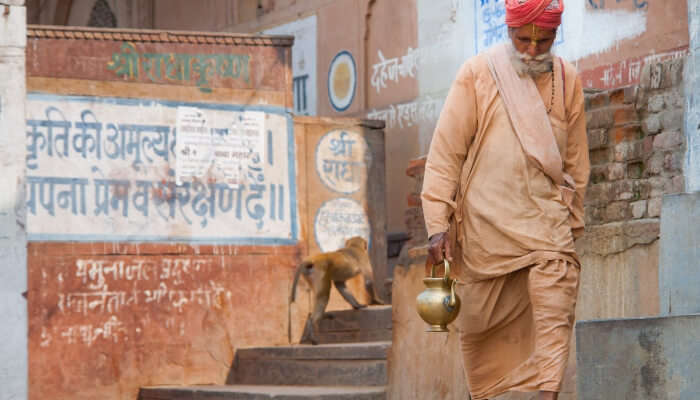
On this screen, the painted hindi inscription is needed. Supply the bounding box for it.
[315,130,371,194]
[26,94,297,243]
[314,198,370,252]
[107,42,250,93]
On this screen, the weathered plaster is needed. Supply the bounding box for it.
[0,4,27,400]
[686,0,700,192]
[557,6,647,62]
[264,16,318,116]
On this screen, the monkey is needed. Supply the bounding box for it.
[288,236,383,345]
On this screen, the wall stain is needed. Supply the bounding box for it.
[638,327,667,398]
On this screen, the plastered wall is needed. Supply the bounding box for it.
[0,2,27,400]
[24,27,304,400]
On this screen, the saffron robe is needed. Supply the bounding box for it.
[421,47,589,399]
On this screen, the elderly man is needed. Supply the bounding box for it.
[421,0,589,399]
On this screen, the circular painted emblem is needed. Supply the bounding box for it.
[327,51,357,112]
[314,198,371,253]
[315,129,371,194]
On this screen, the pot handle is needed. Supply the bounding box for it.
[443,259,451,283]
[430,259,451,282]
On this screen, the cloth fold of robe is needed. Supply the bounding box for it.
[455,258,580,399]
[485,43,577,212]
[421,44,589,398]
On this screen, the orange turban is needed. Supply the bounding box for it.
[505,0,564,30]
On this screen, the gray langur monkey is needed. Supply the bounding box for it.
[288,236,383,345]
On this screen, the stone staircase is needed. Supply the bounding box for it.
[139,305,392,400]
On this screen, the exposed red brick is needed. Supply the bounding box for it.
[609,88,626,105]
[643,135,654,154]
[586,108,615,130]
[611,180,634,201]
[607,163,626,181]
[587,128,609,151]
[584,182,613,207]
[590,148,612,166]
[653,130,684,150]
[590,165,607,184]
[604,201,631,222]
[611,124,641,144]
[587,92,609,110]
[627,162,644,179]
[407,192,422,207]
[406,157,427,177]
[612,106,639,127]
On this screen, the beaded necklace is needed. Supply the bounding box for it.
[547,68,555,114]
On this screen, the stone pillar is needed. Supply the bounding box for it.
[0,2,27,399]
[685,0,700,191]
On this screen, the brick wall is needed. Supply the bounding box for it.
[578,57,686,256]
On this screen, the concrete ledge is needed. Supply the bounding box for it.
[140,385,387,400]
[235,341,391,360]
[577,314,700,400]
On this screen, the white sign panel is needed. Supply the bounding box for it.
[314,198,370,252]
[265,15,317,116]
[26,94,298,244]
[315,129,371,194]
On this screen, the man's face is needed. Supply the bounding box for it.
[509,24,557,57]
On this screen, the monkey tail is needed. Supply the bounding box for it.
[288,260,311,344]
[363,270,385,305]
[290,260,310,303]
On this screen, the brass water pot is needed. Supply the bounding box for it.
[416,259,461,332]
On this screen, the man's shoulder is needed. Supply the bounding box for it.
[456,53,491,80]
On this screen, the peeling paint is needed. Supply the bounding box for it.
[558,5,648,61]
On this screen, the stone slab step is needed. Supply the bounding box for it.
[308,305,392,344]
[228,342,390,386]
[139,385,387,400]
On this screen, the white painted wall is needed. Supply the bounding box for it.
[556,2,647,62]
[26,95,297,244]
[0,3,27,400]
[412,0,650,153]
[264,15,318,116]
[686,0,700,192]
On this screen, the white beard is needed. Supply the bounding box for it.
[507,42,554,78]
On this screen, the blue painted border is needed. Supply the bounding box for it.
[313,197,372,252]
[313,130,371,195]
[26,92,299,245]
[327,50,357,112]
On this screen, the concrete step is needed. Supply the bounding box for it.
[139,385,387,400]
[305,305,392,344]
[577,314,700,399]
[228,341,390,387]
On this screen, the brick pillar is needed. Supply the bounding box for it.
[0,2,27,399]
[404,156,428,248]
